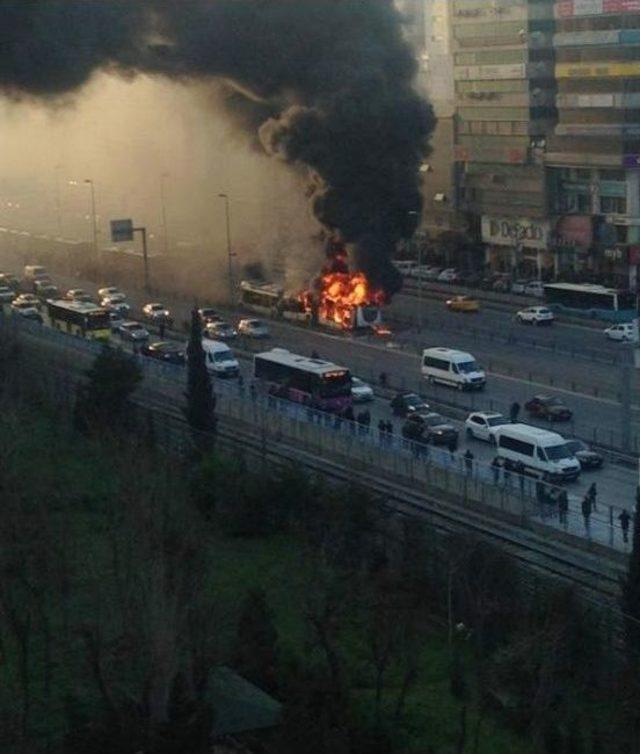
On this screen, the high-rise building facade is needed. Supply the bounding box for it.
[451,0,557,277]
[547,0,640,288]
[397,0,459,237]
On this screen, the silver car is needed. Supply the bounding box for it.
[351,377,374,403]
[238,318,270,338]
[117,321,150,342]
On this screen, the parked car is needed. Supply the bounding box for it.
[198,307,222,325]
[351,377,374,403]
[423,266,443,281]
[206,321,237,340]
[117,321,150,342]
[464,412,509,443]
[524,281,545,298]
[98,286,125,300]
[402,412,458,447]
[511,280,531,295]
[492,275,512,293]
[446,295,480,313]
[0,286,15,304]
[11,300,42,320]
[524,394,573,422]
[604,322,638,343]
[108,311,125,332]
[457,271,482,288]
[437,268,460,284]
[516,306,555,326]
[238,318,270,338]
[140,341,186,365]
[565,439,604,470]
[390,391,430,417]
[142,302,171,321]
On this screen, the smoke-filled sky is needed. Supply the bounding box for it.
[0,0,434,295]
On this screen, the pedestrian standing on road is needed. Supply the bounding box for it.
[509,401,520,423]
[447,434,458,459]
[558,490,569,527]
[464,449,474,476]
[250,381,257,402]
[386,421,394,448]
[581,493,592,535]
[378,419,385,445]
[379,371,388,389]
[491,457,501,485]
[159,320,166,339]
[588,482,597,512]
[363,409,371,435]
[619,509,631,544]
[311,349,320,359]
[344,406,355,434]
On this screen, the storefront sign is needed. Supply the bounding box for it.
[482,217,550,249]
[552,216,593,249]
[556,0,640,17]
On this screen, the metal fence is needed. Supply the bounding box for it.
[7,315,634,556]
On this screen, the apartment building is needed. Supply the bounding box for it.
[397,0,459,238]
[452,0,557,276]
[546,0,640,287]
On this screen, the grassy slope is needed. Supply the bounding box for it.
[0,406,533,753]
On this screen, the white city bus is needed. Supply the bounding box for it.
[254,348,352,413]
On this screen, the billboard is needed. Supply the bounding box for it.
[482,216,550,249]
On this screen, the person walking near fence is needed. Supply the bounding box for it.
[463,449,474,476]
[588,482,597,512]
[581,493,592,535]
[378,419,386,445]
[491,457,501,485]
[619,509,631,544]
[558,490,569,528]
[510,401,520,423]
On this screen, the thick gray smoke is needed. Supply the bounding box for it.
[0,0,434,296]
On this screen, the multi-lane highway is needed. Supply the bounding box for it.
[3,253,636,523]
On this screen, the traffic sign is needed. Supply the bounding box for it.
[110,218,134,243]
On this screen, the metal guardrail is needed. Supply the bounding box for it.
[6,315,635,556]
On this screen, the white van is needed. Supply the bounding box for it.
[201,338,240,378]
[421,347,486,391]
[494,424,581,482]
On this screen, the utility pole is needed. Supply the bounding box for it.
[133,226,149,292]
[84,179,98,256]
[160,173,169,256]
[218,193,234,305]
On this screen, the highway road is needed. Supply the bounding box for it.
[0,235,638,451]
[7,262,637,522]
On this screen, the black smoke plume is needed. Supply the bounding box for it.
[0,0,434,296]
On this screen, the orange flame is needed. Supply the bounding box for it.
[301,270,386,329]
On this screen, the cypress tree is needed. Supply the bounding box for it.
[184,309,216,453]
[621,491,640,665]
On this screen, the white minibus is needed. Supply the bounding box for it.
[494,424,581,482]
[201,338,240,378]
[421,347,486,390]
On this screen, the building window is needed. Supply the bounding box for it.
[600,169,625,182]
[601,196,627,215]
[616,225,629,244]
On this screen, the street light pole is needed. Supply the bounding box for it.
[218,193,234,305]
[408,210,422,332]
[84,179,98,256]
[160,173,169,256]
